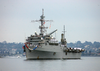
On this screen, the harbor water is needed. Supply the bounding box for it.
[0,57,100,71]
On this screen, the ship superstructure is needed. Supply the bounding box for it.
[22,9,84,60]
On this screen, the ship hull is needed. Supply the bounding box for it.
[25,47,82,60]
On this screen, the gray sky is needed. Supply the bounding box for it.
[0,0,100,43]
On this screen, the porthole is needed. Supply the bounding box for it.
[53,52,56,55]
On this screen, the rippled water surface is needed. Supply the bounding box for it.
[0,57,100,71]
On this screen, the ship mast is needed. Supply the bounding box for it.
[61,25,67,46]
[31,9,53,36]
[62,25,66,39]
[39,9,47,36]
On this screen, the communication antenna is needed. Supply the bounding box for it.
[42,9,44,15]
[62,25,66,39]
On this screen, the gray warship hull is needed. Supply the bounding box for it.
[25,45,82,60]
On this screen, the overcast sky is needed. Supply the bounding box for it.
[0,0,100,43]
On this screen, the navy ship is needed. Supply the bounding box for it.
[22,9,84,60]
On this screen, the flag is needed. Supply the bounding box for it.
[43,21,45,24]
[49,24,51,29]
[22,45,25,49]
[22,46,24,49]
